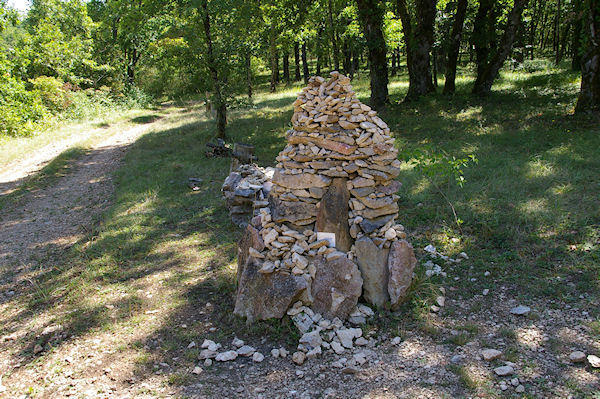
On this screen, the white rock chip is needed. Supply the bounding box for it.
[481,349,503,361]
[215,351,238,362]
[510,305,531,315]
[236,345,256,357]
[252,352,265,362]
[493,365,514,376]
[588,354,600,368]
[292,351,306,365]
[192,366,203,375]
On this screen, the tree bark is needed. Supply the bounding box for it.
[294,42,301,81]
[575,0,600,113]
[201,0,226,139]
[283,51,290,83]
[302,42,309,83]
[328,0,340,71]
[472,0,529,95]
[246,52,252,98]
[572,0,584,70]
[443,0,468,94]
[270,32,278,92]
[554,0,562,63]
[356,0,389,109]
[397,0,436,101]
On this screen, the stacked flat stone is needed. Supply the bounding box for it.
[234,72,416,324]
[222,164,274,227]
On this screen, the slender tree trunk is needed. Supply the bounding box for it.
[356,0,389,109]
[529,0,539,60]
[575,0,600,113]
[246,52,252,98]
[283,51,290,83]
[302,42,309,83]
[473,0,494,85]
[391,48,397,76]
[201,0,226,138]
[352,47,360,77]
[444,0,468,94]
[270,32,278,92]
[557,23,571,64]
[397,0,437,101]
[472,0,529,95]
[554,0,562,63]
[328,0,340,71]
[294,42,301,81]
[572,1,584,71]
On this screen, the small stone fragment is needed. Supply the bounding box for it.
[192,366,203,375]
[493,365,514,376]
[588,354,600,368]
[510,305,531,315]
[292,351,306,365]
[215,351,238,362]
[252,352,265,362]
[481,349,503,361]
[569,351,586,363]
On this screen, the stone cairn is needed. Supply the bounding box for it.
[222,164,274,228]
[234,72,417,356]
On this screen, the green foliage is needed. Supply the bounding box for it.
[0,62,46,136]
[29,75,69,112]
[403,145,478,188]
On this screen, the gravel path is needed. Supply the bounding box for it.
[0,122,155,273]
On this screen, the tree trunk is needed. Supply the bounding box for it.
[554,0,562,63]
[246,52,252,98]
[352,47,360,77]
[397,0,436,101]
[356,0,389,109]
[575,0,600,113]
[391,47,397,76]
[302,42,309,83]
[270,32,278,92]
[201,0,226,139]
[472,0,529,95]
[328,0,340,71]
[473,0,494,85]
[443,0,468,94]
[283,51,290,83]
[572,1,584,71]
[294,42,301,81]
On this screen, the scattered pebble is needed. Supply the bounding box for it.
[192,366,202,375]
[494,365,514,376]
[215,351,238,362]
[252,352,264,362]
[515,385,525,393]
[482,289,489,296]
[292,351,306,365]
[510,305,531,316]
[587,354,600,368]
[569,351,586,363]
[391,336,402,345]
[481,349,503,361]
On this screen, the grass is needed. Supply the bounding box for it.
[1,61,599,396]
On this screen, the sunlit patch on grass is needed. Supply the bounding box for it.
[455,106,483,122]
[526,158,555,178]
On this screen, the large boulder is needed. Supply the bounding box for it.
[235,259,308,323]
[354,236,390,307]
[315,178,352,252]
[311,256,362,319]
[237,225,265,284]
[387,240,417,308]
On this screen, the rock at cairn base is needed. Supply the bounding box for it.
[387,240,417,307]
[354,236,390,307]
[311,256,363,320]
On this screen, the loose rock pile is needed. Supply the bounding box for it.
[222,164,274,227]
[235,72,417,331]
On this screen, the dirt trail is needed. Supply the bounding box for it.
[0,122,156,271]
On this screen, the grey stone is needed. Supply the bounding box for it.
[481,349,503,361]
[388,240,417,307]
[588,354,600,368]
[272,169,330,189]
[311,256,363,320]
[237,225,265,284]
[359,215,394,234]
[354,236,390,307]
[493,365,514,376]
[269,196,317,224]
[510,305,531,315]
[234,259,308,323]
[316,178,352,252]
[569,351,586,363]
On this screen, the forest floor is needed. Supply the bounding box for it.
[0,66,599,398]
